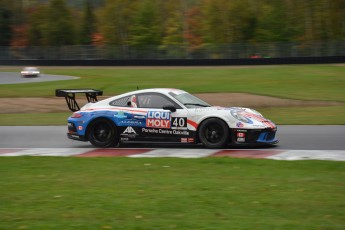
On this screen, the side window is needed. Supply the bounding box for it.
[109,96,131,107]
[137,93,177,109]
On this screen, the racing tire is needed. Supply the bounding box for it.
[87,118,119,148]
[198,118,229,148]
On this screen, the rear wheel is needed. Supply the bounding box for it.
[198,118,229,148]
[87,119,118,148]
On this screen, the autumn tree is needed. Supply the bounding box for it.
[44,0,75,45]
[79,0,96,45]
[0,1,13,45]
[27,5,48,45]
[183,5,204,57]
[128,0,162,47]
[98,0,137,45]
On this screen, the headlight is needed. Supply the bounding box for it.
[230,110,252,123]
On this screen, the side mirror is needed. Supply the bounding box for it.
[163,104,176,112]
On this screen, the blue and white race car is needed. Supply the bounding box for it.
[56,88,278,148]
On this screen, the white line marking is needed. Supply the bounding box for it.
[129,149,218,158]
[266,150,345,161]
[0,148,95,157]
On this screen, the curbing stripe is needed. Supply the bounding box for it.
[0,148,344,161]
[266,150,345,161]
[128,149,218,158]
[213,149,284,159]
[77,148,153,157]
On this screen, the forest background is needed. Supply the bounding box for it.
[0,0,344,57]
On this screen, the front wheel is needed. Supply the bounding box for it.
[198,118,229,148]
[87,119,118,148]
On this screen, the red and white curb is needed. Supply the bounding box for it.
[0,148,344,161]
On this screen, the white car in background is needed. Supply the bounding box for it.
[21,67,40,78]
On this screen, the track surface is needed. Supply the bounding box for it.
[0,72,78,84]
[0,126,344,161]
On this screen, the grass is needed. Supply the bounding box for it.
[0,157,344,229]
[1,65,345,102]
[0,112,71,126]
[0,65,344,125]
[259,106,345,125]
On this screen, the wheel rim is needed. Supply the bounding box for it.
[92,123,112,143]
[204,123,224,144]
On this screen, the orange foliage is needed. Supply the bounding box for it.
[10,25,29,47]
[92,32,105,46]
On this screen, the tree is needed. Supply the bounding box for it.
[184,6,203,53]
[27,5,48,46]
[98,0,137,45]
[201,0,232,44]
[44,0,75,45]
[0,2,13,45]
[79,0,95,45]
[128,0,162,47]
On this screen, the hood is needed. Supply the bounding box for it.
[228,107,276,129]
[197,106,276,129]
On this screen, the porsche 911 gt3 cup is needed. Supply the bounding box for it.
[21,67,40,78]
[56,88,278,148]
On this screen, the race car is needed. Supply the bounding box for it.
[21,67,40,78]
[56,88,278,148]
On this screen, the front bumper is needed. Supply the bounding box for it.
[232,128,278,145]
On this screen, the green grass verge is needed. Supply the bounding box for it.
[1,65,344,125]
[0,112,71,126]
[1,65,345,102]
[260,106,345,125]
[0,157,344,230]
[1,106,344,125]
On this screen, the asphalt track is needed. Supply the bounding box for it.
[0,72,78,84]
[0,125,344,149]
[0,126,345,161]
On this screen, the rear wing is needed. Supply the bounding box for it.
[55,89,103,112]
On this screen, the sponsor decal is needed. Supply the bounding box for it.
[121,126,138,138]
[237,132,245,138]
[236,122,244,128]
[122,126,136,135]
[146,111,171,128]
[237,132,245,142]
[173,130,189,135]
[115,112,147,127]
[78,126,83,131]
[180,138,194,143]
[237,137,245,142]
[118,120,146,127]
[142,128,189,136]
[236,129,247,132]
[114,111,127,119]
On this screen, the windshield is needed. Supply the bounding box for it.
[24,67,38,71]
[170,92,211,108]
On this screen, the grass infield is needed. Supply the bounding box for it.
[0,64,344,125]
[0,65,344,101]
[0,157,344,229]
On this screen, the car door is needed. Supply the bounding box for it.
[134,92,191,143]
